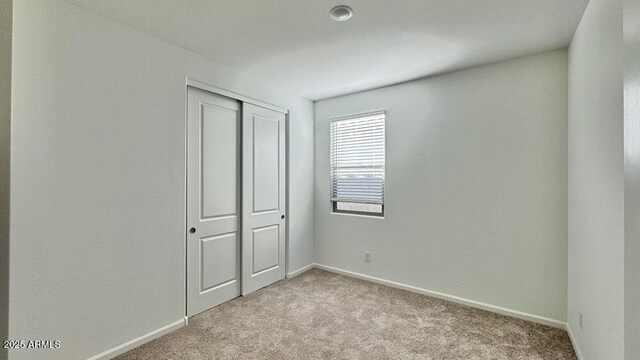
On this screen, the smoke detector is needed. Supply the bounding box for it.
[330,5,353,22]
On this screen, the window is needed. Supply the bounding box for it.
[330,111,385,216]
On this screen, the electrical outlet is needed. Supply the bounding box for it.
[579,312,583,330]
[364,251,371,263]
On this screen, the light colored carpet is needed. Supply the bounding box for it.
[116,269,576,360]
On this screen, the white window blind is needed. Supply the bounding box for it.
[330,111,385,206]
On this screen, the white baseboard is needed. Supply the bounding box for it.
[87,265,574,359]
[314,263,567,329]
[286,262,315,278]
[87,318,186,360]
[566,324,584,360]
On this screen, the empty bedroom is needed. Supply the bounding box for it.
[0,0,638,359]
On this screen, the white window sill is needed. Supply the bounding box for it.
[330,211,385,220]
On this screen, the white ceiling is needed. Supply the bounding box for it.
[69,0,588,101]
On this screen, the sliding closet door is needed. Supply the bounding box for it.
[186,87,241,316]
[242,103,286,295]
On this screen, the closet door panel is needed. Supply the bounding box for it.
[186,87,241,317]
[242,103,286,295]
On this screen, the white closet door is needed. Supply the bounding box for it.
[242,103,286,295]
[186,87,241,316]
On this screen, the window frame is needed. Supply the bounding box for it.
[332,201,385,217]
[329,110,386,218]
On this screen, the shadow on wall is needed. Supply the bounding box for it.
[0,1,11,359]
[0,0,12,359]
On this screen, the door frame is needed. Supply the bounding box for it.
[184,77,290,319]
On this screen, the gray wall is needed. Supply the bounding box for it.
[625,0,640,358]
[9,1,314,359]
[315,50,569,323]
[567,0,624,358]
[0,1,11,360]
